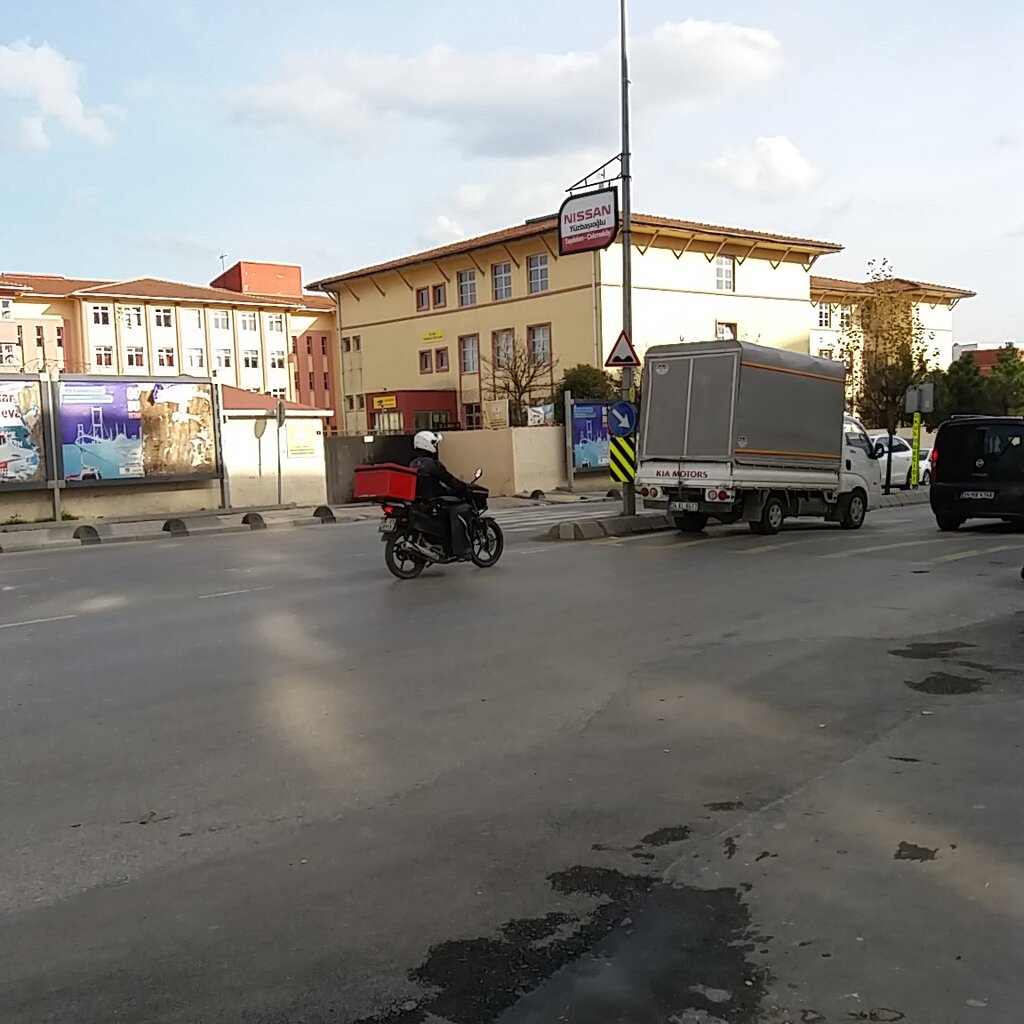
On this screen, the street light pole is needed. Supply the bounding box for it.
[619,0,635,515]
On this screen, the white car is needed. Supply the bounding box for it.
[919,448,932,486]
[869,434,915,489]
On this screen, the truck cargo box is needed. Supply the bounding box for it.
[639,340,846,472]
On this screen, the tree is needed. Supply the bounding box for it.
[986,343,1024,415]
[838,259,934,492]
[481,333,558,427]
[550,364,618,424]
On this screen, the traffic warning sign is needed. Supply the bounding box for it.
[604,330,640,369]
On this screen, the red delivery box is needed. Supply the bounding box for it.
[353,463,418,502]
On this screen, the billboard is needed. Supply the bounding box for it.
[0,380,46,486]
[571,402,610,471]
[59,380,217,483]
[558,188,619,256]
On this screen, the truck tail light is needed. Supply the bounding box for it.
[640,487,650,497]
[649,487,659,498]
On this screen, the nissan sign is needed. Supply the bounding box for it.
[558,188,620,256]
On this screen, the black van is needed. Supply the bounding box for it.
[930,416,1024,530]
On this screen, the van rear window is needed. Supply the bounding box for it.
[939,422,1024,481]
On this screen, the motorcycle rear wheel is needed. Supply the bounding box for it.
[470,518,504,568]
[384,532,426,579]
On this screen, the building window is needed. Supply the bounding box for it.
[187,308,203,329]
[357,394,365,410]
[155,308,173,328]
[457,270,477,307]
[270,388,287,399]
[92,305,111,326]
[211,310,230,331]
[527,324,551,365]
[819,348,835,361]
[267,314,284,333]
[492,328,515,368]
[323,372,329,391]
[527,254,548,294]
[238,311,257,332]
[492,261,512,301]
[840,305,853,331]
[306,336,312,355]
[216,349,232,369]
[122,306,143,328]
[270,350,286,369]
[716,321,738,341]
[414,411,450,432]
[308,372,315,391]
[463,402,483,430]
[243,349,260,369]
[55,325,63,348]
[0,299,12,320]
[126,346,145,368]
[94,345,114,367]
[0,343,18,366]
[157,347,176,367]
[432,283,446,308]
[354,335,361,352]
[17,325,23,344]
[186,347,205,369]
[321,335,328,356]
[459,334,479,374]
[419,350,433,374]
[715,255,735,292]
[343,336,351,353]
[345,396,355,411]
[416,287,430,312]
[435,347,450,372]
[35,325,44,345]
[817,302,832,329]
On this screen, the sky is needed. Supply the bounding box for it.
[1,0,1022,345]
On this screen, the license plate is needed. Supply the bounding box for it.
[960,490,995,500]
[379,518,397,533]
[669,501,700,512]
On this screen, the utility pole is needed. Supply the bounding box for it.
[619,0,635,515]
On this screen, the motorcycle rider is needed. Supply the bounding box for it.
[409,431,473,558]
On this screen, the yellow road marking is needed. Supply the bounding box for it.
[824,538,948,559]
[921,542,1024,565]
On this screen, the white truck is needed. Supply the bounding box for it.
[637,340,882,533]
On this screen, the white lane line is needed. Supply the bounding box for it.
[920,542,1024,565]
[0,567,42,575]
[197,586,273,600]
[0,614,77,631]
[823,538,947,559]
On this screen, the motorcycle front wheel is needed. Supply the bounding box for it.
[470,518,504,568]
[384,531,426,579]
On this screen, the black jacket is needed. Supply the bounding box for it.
[409,453,470,501]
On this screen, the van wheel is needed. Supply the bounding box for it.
[754,495,785,536]
[674,512,709,532]
[936,514,964,532]
[840,490,867,530]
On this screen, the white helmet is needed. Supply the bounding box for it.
[413,430,442,454]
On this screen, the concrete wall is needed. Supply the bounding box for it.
[442,429,517,497]
[510,426,567,494]
[223,413,327,508]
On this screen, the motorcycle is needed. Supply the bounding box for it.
[378,468,505,580]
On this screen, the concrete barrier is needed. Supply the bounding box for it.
[0,529,81,553]
[244,510,321,530]
[74,522,169,545]
[546,513,673,541]
[163,517,249,538]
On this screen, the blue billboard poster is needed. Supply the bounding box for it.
[571,402,610,471]
[0,381,46,485]
[59,381,144,481]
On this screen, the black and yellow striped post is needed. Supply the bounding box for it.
[609,434,636,484]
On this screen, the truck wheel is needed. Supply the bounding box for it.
[674,512,709,533]
[936,514,964,532]
[840,489,867,530]
[753,496,785,536]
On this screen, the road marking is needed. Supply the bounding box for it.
[0,614,77,631]
[921,542,1024,565]
[0,567,41,576]
[197,586,273,600]
[823,539,947,559]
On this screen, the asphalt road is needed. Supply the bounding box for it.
[2,505,1022,1024]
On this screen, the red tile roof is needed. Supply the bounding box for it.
[309,212,843,288]
[0,273,110,295]
[811,275,975,300]
[220,386,331,415]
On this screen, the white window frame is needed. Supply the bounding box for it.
[243,349,260,370]
[157,347,176,368]
[457,269,477,307]
[92,305,111,326]
[215,348,233,369]
[493,328,515,369]
[840,305,853,331]
[492,262,512,301]
[715,321,738,341]
[238,311,257,332]
[126,346,145,368]
[187,308,203,329]
[459,335,479,374]
[123,305,143,328]
[266,314,285,333]
[715,255,735,292]
[93,344,114,367]
[269,387,287,399]
[1,343,20,365]
[269,350,286,370]
[154,308,173,328]
[186,347,206,369]
[527,254,548,294]
[0,299,12,320]
[527,324,551,365]
[211,310,231,331]
[817,302,832,329]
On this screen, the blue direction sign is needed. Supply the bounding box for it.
[608,401,637,437]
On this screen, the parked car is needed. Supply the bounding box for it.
[929,416,1024,530]
[869,433,915,488]
[919,448,932,486]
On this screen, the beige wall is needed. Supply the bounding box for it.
[223,412,328,507]
[440,426,568,497]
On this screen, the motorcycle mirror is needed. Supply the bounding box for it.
[474,468,483,480]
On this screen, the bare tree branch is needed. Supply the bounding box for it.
[481,333,557,427]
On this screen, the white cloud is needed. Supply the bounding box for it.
[0,41,111,147]
[233,19,784,160]
[709,135,821,197]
